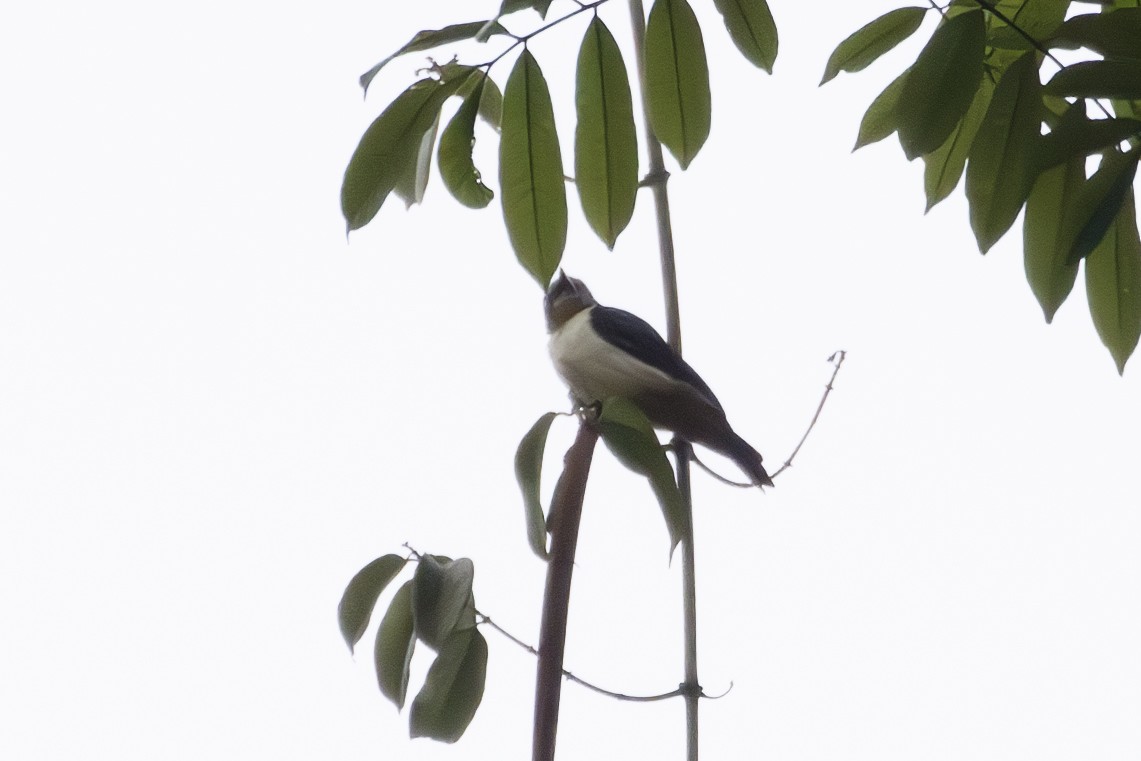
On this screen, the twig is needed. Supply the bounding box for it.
[688,452,752,489]
[770,351,846,480]
[677,353,847,486]
[480,614,685,702]
[969,0,1113,119]
[474,0,611,71]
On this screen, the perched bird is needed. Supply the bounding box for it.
[545,271,773,487]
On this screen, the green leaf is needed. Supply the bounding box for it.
[1024,105,1086,322]
[986,0,1068,49]
[854,69,909,149]
[965,52,1043,253]
[1114,98,1141,121]
[923,75,994,211]
[1050,9,1141,60]
[712,0,779,73]
[1007,0,1069,37]
[409,629,488,743]
[500,50,567,287]
[457,72,505,131]
[375,580,416,710]
[412,555,476,651]
[575,18,638,249]
[439,75,495,209]
[476,2,552,44]
[1045,60,1141,100]
[645,0,712,169]
[393,114,440,209]
[821,7,927,85]
[1086,188,1141,373]
[359,22,506,95]
[514,412,557,561]
[598,397,685,553]
[478,77,504,130]
[500,0,554,17]
[342,70,476,231]
[1038,113,1141,170]
[896,9,986,160]
[1064,147,1141,265]
[337,554,407,653]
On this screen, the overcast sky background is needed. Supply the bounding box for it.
[3,1,1140,760]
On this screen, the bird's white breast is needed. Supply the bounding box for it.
[548,308,677,404]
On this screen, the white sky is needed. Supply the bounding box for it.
[3,1,1139,760]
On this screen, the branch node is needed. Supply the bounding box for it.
[639,168,671,188]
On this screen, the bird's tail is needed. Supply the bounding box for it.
[722,433,774,488]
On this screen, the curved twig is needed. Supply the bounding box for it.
[688,452,752,489]
[479,613,684,702]
[770,351,846,481]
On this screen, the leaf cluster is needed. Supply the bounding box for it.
[515,399,687,558]
[824,0,1141,372]
[337,553,487,743]
[340,0,777,286]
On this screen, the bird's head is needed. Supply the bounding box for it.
[544,270,597,332]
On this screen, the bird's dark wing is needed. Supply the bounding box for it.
[589,306,723,411]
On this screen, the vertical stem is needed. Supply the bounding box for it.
[627,2,699,759]
[675,440,699,759]
[626,1,682,352]
[533,421,600,761]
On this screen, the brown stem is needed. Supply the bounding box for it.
[532,418,600,761]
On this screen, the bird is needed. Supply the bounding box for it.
[544,271,773,487]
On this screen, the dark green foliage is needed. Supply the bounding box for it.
[1086,187,1141,374]
[575,18,638,249]
[645,0,712,169]
[337,554,407,652]
[500,50,567,286]
[342,68,476,231]
[342,552,488,742]
[409,629,488,743]
[1024,104,1087,322]
[895,9,985,160]
[376,581,416,709]
[514,412,558,560]
[598,397,685,554]
[360,22,507,95]
[965,53,1043,253]
[1046,60,1141,100]
[854,69,909,149]
[821,7,927,85]
[1037,114,1141,170]
[412,555,477,651]
[713,0,779,73]
[439,74,495,209]
[923,77,994,210]
[1063,147,1141,266]
[1050,9,1141,60]
[836,0,1141,368]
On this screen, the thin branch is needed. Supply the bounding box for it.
[682,352,846,487]
[972,0,1058,64]
[770,351,846,480]
[688,452,753,489]
[474,0,612,70]
[480,614,685,702]
[969,0,1113,119]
